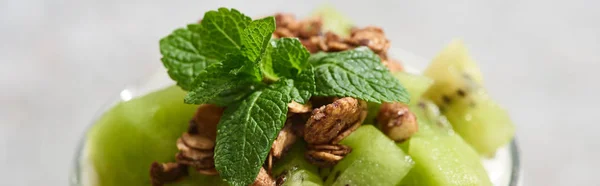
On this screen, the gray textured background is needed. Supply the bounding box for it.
[1,0,599,185]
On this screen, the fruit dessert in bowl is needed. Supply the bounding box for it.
[71,7,519,186]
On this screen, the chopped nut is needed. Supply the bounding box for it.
[300,38,321,53]
[310,36,328,52]
[150,162,188,186]
[377,103,418,142]
[297,17,323,38]
[274,27,295,38]
[190,104,224,140]
[176,152,217,171]
[181,132,215,150]
[304,97,368,145]
[252,167,276,186]
[288,101,312,114]
[326,41,351,52]
[322,32,351,52]
[176,138,214,160]
[274,13,296,28]
[305,144,352,167]
[348,26,390,53]
[271,123,298,158]
[176,104,223,175]
[323,31,343,42]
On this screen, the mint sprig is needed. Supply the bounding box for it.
[159,8,409,186]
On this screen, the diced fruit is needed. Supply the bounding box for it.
[392,72,434,105]
[324,126,413,186]
[87,86,226,186]
[424,39,483,84]
[423,40,515,155]
[311,5,353,37]
[281,170,323,186]
[399,101,491,186]
[273,141,323,186]
[442,92,515,156]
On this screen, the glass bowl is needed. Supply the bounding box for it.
[70,48,522,186]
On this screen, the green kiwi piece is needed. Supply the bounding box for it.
[273,141,323,186]
[398,101,492,186]
[324,125,414,186]
[422,40,515,155]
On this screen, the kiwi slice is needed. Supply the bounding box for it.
[398,101,492,186]
[324,125,413,186]
[423,39,515,155]
[86,86,226,186]
[273,141,323,186]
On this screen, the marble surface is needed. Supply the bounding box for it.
[1,0,598,185]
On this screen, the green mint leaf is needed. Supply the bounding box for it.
[310,47,410,103]
[259,44,279,81]
[241,17,276,63]
[214,79,294,186]
[160,27,220,90]
[290,65,315,104]
[208,83,266,106]
[199,8,252,60]
[271,38,311,77]
[184,54,256,104]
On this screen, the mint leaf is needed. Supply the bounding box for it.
[160,8,254,90]
[199,8,252,60]
[208,83,265,106]
[160,27,220,90]
[184,54,257,104]
[310,47,410,103]
[259,44,278,80]
[241,17,276,63]
[214,80,293,186]
[290,65,315,104]
[271,38,311,77]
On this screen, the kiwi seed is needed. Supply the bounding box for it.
[457,89,466,97]
[442,95,452,104]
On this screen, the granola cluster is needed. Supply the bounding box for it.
[150,104,223,186]
[273,13,402,71]
[377,102,418,142]
[303,97,367,167]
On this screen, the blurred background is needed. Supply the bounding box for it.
[1,0,599,185]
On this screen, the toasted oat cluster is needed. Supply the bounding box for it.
[273,13,402,72]
[377,102,419,142]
